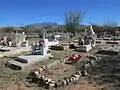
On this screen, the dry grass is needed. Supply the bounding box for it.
[0,38,120,90]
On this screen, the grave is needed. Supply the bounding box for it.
[0,31,29,51]
[64,43,76,49]
[7,29,53,70]
[103,35,113,40]
[73,39,78,44]
[47,37,59,46]
[96,38,103,43]
[76,44,92,52]
[113,36,120,40]
[97,45,120,55]
[106,40,120,44]
[50,43,69,50]
[10,31,28,47]
[0,31,30,58]
[26,53,101,89]
[75,25,96,52]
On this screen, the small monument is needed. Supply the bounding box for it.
[47,34,59,47]
[9,31,28,47]
[31,29,50,55]
[76,25,96,52]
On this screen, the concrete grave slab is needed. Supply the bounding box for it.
[47,38,59,46]
[0,47,31,58]
[7,29,53,70]
[75,44,92,52]
[7,54,52,70]
[50,44,70,50]
[103,37,112,40]
[106,41,120,44]
[97,46,120,55]
[96,38,103,43]
[61,43,76,49]
[0,47,16,52]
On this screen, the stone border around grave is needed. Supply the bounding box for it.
[27,54,101,89]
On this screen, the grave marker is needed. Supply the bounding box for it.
[7,29,52,70]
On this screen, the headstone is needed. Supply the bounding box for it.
[7,29,52,70]
[76,25,96,52]
[32,29,50,55]
[10,31,27,47]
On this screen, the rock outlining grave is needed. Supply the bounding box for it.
[26,53,101,89]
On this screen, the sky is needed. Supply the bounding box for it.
[0,0,120,27]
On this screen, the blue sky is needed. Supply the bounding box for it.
[0,0,120,27]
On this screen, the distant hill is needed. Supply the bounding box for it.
[79,24,88,28]
[25,22,60,28]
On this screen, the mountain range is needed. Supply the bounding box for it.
[25,22,88,28]
[25,22,60,28]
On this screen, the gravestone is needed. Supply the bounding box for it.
[11,31,27,47]
[7,29,52,70]
[76,25,96,52]
[32,29,50,55]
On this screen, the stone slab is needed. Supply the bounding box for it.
[18,54,52,63]
[97,46,120,55]
[106,41,119,44]
[50,44,69,50]
[7,54,52,70]
[96,38,103,43]
[75,44,92,52]
[0,47,31,58]
[103,37,112,40]
[48,40,59,46]
[73,39,78,43]
[61,43,76,49]
[0,47,16,52]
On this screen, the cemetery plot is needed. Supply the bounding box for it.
[7,30,54,70]
[0,32,28,47]
[47,38,59,46]
[103,37,113,40]
[75,44,92,52]
[97,46,120,55]
[0,47,11,52]
[106,40,120,44]
[7,54,52,70]
[106,41,119,44]
[61,43,76,49]
[40,62,77,80]
[95,38,103,43]
[50,44,70,50]
[26,53,101,89]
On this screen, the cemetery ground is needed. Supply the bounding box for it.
[0,38,120,90]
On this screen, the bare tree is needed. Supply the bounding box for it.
[102,20,118,37]
[103,20,117,30]
[64,11,84,36]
